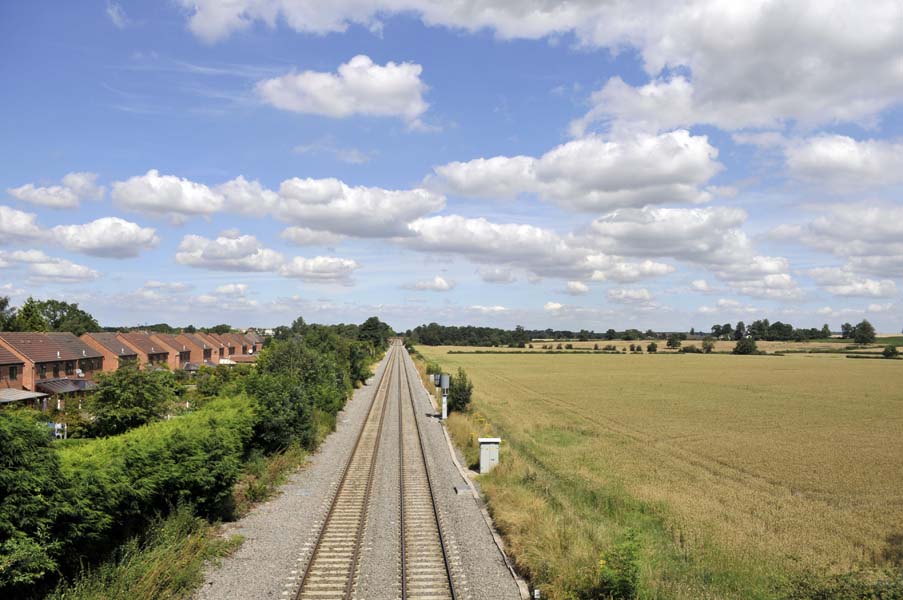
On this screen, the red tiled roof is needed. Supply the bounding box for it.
[150,333,189,352]
[209,333,235,348]
[182,333,213,349]
[118,332,169,356]
[81,332,137,358]
[196,332,225,350]
[0,332,101,363]
[244,330,264,344]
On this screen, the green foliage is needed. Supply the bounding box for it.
[734,337,759,355]
[0,412,69,591]
[205,324,232,335]
[11,297,49,332]
[448,367,473,412]
[853,319,877,345]
[195,365,240,398]
[702,337,715,353]
[666,334,682,349]
[646,342,657,353]
[243,373,314,452]
[358,316,394,351]
[681,344,703,354]
[883,345,900,359]
[87,367,178,437]
[0,296,15,330]
[592,531,641,599]
[47,506,242,600]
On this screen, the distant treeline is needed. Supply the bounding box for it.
[404,323,664,346]
[706,319,876,343]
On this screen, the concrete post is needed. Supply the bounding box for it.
[441,393,448,420]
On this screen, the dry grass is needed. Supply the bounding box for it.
[420,347,903,598]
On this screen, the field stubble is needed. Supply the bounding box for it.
[419,347,903,599]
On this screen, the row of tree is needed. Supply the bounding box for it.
[0,297,100,336]
[708,319,877,344]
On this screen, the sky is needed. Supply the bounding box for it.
[1,1,902,333]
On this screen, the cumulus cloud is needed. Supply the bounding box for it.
[144,280,191,292]
[256,55,429,127]
[469,305,508,314]
[698,298,761,315]
[277,177,444,237]
[4,249,100,283]
[215,283,249,295]
[279,256,360,283]
[216,176,278,215]
[112,169,225,223]
[564,281,589,295]
[50,217,159,258]
[785,135,903,189]
[404,276,455,292]
[607,287,653,303]
[281,226,345,246]
[691,279,713,293]
[176,232,284,271]
[477,266,516,284]
[808,267,898,298]
[431,130,722,211]
[0,206,43,243]
[7,172,104,209]
[587,257,675,283]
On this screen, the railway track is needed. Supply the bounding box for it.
[294,345,397,599]
[294,341,456,600]
[398,347,457,600]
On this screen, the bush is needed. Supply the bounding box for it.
[448,367,473,413]
[733,338,759,355]
[243,373,314,452]
[593,531,640,599]
[88,367,179,437]
[883,345,900,359]
[646,342,657,353]
[681,344,703,354]
[666,334,682,349]
[702,337,715,353]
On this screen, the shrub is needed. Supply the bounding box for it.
[646,342,657,353]
[733,338,758,355]
[666,334,682,349]
[448,367,473,413]
[593,531,640,599]
[883,345,899,359]
[243,373,314,452]
[565,343,574,350]
[87,367,179,437]
[702,337,715,353]
[681,344,702,354]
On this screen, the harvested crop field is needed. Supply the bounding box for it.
[418,347,903,599]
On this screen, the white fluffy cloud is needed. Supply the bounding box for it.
[4,249,100,283]
[215,283,249,295]
[277,177,444,237]
[112,169,225,223]
[279,256,360,283]
[432,130,722,211]
[50,217,159,258]
[808,267,898,298]
[564,281,589,295]
[176,232,284,271]
[256,55,428,127]
[216,176,279,215]
[280,227,345,246]
[0,206,43,243]
[7,172,104,209]
[608,287,653,304]
[477,266,516,284]
[785,135,903,189]
[404,275,455,292]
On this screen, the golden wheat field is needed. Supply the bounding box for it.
[418,347,903,599]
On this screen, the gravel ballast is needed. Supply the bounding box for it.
[198,348,522,599]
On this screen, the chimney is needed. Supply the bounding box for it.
[56,350,60,359]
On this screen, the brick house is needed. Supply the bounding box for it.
[195,332,227,363]
[209,333,237,357]
[244,330,265,353]
[176,333,216,366]
[148,333,192,370]
[0,345,25,391]
[80,332,139,372]
[117,332,170,368]
[0,332,103,408]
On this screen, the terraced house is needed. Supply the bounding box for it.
[0,332,103,409]
[80,332,139,372]
[116,331,170,368]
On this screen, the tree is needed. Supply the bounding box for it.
[35,299,100,336]
[88,366,178,436]
[721,323,733,340]
[646,342,657,353]
[183,324,197,333]
[358,316,393,351]
[666,334,682,349]
[711,324,723,338]
[448,367,473,412]
[853,320,876,345]
[207,324,232,335]
[733,338,758,355]
[244,372,314,451]
[578,329,590,342]
[0,296,15,330]
[841,322,854,339]
[702,337,715,353]
[605,329,617,341]
[734,321,746,340]
[821,324,832,338]
[883,345,899,359]
[11,298,48,332]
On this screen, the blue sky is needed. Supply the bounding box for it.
[2,1,902,333]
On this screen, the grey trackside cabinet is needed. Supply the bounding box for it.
[478,437,501,474]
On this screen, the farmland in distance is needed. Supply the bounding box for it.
[418,347,903,598]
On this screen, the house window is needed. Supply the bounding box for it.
[9,366,17,380]
[53,364,60,378]
[39,364,47,378]
[65,362,75,376]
